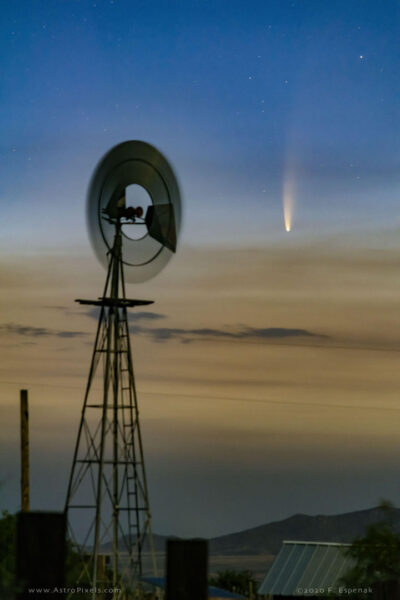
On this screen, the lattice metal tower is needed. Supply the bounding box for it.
[64,141,181,599]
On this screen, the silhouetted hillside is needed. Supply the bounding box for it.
[208,506,400,555]
[102,506,400,556]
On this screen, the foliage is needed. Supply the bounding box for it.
[209,568,258,598]
[0,510,91,597]
[0,510,17,599]
[341,500,400,599]
[66,543,116,598]
[65,541,91,586]
[0,510,117,598]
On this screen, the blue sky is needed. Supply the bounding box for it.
[1,0,399,250]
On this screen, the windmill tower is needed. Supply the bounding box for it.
[65,141,181,599]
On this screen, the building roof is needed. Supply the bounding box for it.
[141,576,246,599]
[258,540,354,596]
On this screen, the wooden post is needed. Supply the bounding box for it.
[20,389,29,512]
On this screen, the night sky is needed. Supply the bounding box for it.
[1,1,400,538]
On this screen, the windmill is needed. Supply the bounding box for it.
[64,141,181,599]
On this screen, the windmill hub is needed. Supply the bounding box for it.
[102,202,144,223]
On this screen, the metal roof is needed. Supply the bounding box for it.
[258,541,354,597]
[141,576,246,599]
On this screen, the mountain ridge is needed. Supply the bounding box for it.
[208,505,400,555]
[102,505,400,555]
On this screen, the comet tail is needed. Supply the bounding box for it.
[282,177,295,233]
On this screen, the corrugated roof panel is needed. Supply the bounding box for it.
[258,543,296,595]
[296,545,330,591]
[272,544,306,595]
[258,541,353,596]
[308,545,339,587]
[281,544,316,595]
[319,545,346,588]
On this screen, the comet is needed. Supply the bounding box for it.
[282,177,294,233]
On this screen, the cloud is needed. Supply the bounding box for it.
[128,311,166,322]
[129,324,325,343]
[41,305,69,311]
[56,330,86,338]
[0,323,87,339]
[84,308,166,322]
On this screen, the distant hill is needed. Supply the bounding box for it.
[208,506,400,555]
[102,506,400,556]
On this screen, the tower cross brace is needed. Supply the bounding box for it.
[65,222,157,599]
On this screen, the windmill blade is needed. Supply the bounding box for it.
[145,204,177,253]
[87,140,182,283]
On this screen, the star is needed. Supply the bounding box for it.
[359,55,364,60]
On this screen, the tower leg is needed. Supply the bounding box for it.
[65,228,157,598]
